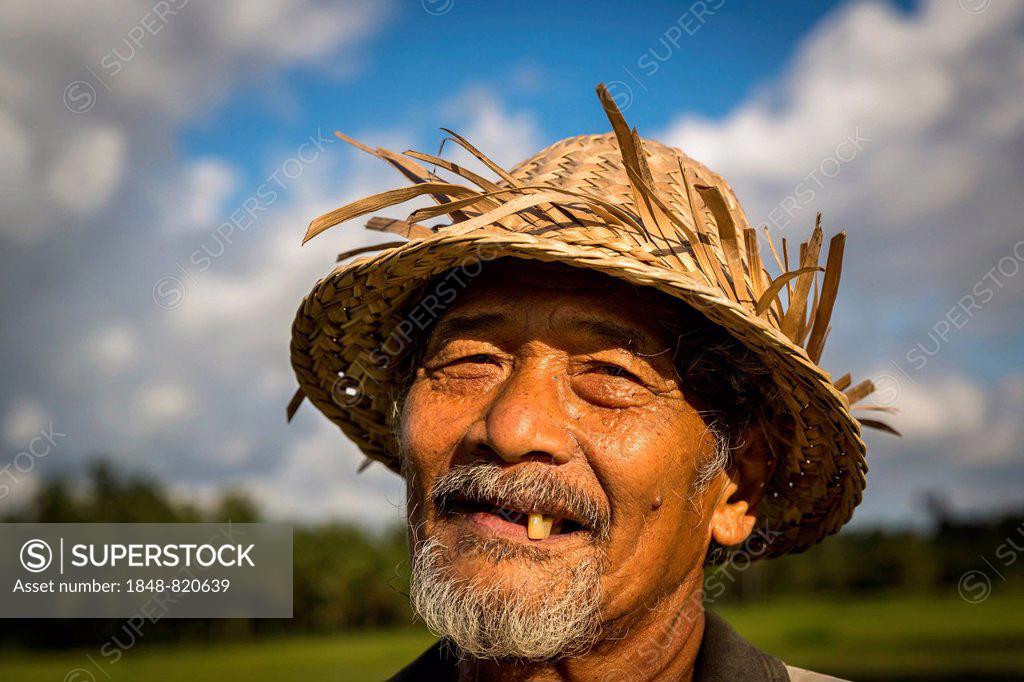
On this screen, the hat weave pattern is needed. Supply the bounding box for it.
[288,85,895,558]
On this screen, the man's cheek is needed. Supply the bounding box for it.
[402,405,454,462]
[404,387,479,450]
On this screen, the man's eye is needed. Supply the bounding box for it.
[450,354,497,366]
[434,354,503,377]
[590,364,641,382]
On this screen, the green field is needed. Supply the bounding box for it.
[719,593,1024,681]
[1,592,1022,681]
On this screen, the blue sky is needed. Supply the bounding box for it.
[184,1,877,161]
[1,0,1021,531]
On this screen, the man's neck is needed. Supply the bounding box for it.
[458,571,706,682]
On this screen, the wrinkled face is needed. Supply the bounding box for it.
[400,260,730,659]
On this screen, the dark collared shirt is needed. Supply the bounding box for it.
[390,610,839,681]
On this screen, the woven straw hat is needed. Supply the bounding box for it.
[288,85,895,558]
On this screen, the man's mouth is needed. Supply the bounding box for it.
[442,495,589,541]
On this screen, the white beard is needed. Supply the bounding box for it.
[409,535,604,660]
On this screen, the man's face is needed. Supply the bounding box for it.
[400,260,728,658]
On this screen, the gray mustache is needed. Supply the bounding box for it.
[431,462,611,541]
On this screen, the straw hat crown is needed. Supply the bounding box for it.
[289,84,895,558]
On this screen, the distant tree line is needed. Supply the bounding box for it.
[710,506,1024,604]
[1,460,1022,648]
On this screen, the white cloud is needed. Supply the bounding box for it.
[137,382,192,425]
[960,375,1024,465]
[242,419,405,525]
[2,400,48,446]
[218,435,253,466]
[160,158,239,235]
[511,63,545,93]
[882,374,987,441]
[440,86,543,171]
[0,110,32,210]
[47,126,127,213]
[0,468,40,511]
[663,2,1023,179]
[202,0,389,64]
[0,0,393,241]
[88,324,140,374]
[862,370,1024,469]
[165,479,223,514]
[660,0,1024,278]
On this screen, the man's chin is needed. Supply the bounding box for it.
[409,533,606,660]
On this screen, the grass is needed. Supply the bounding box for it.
[0,629,438,682]
[720,592,1024,681]
[1,592,1022,681]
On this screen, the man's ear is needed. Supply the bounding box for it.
[709,426,774,547]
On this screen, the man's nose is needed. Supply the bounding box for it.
[462,364,575,465]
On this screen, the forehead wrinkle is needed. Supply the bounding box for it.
[546,302,675,361]
[427,293,674,361]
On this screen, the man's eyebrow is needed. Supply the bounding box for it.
[426,312,665,355]
[429,312,507,345]
[575,319,658,353]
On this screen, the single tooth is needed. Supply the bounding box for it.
[527,513,553,540]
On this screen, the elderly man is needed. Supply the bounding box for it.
[288,85,890,681]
